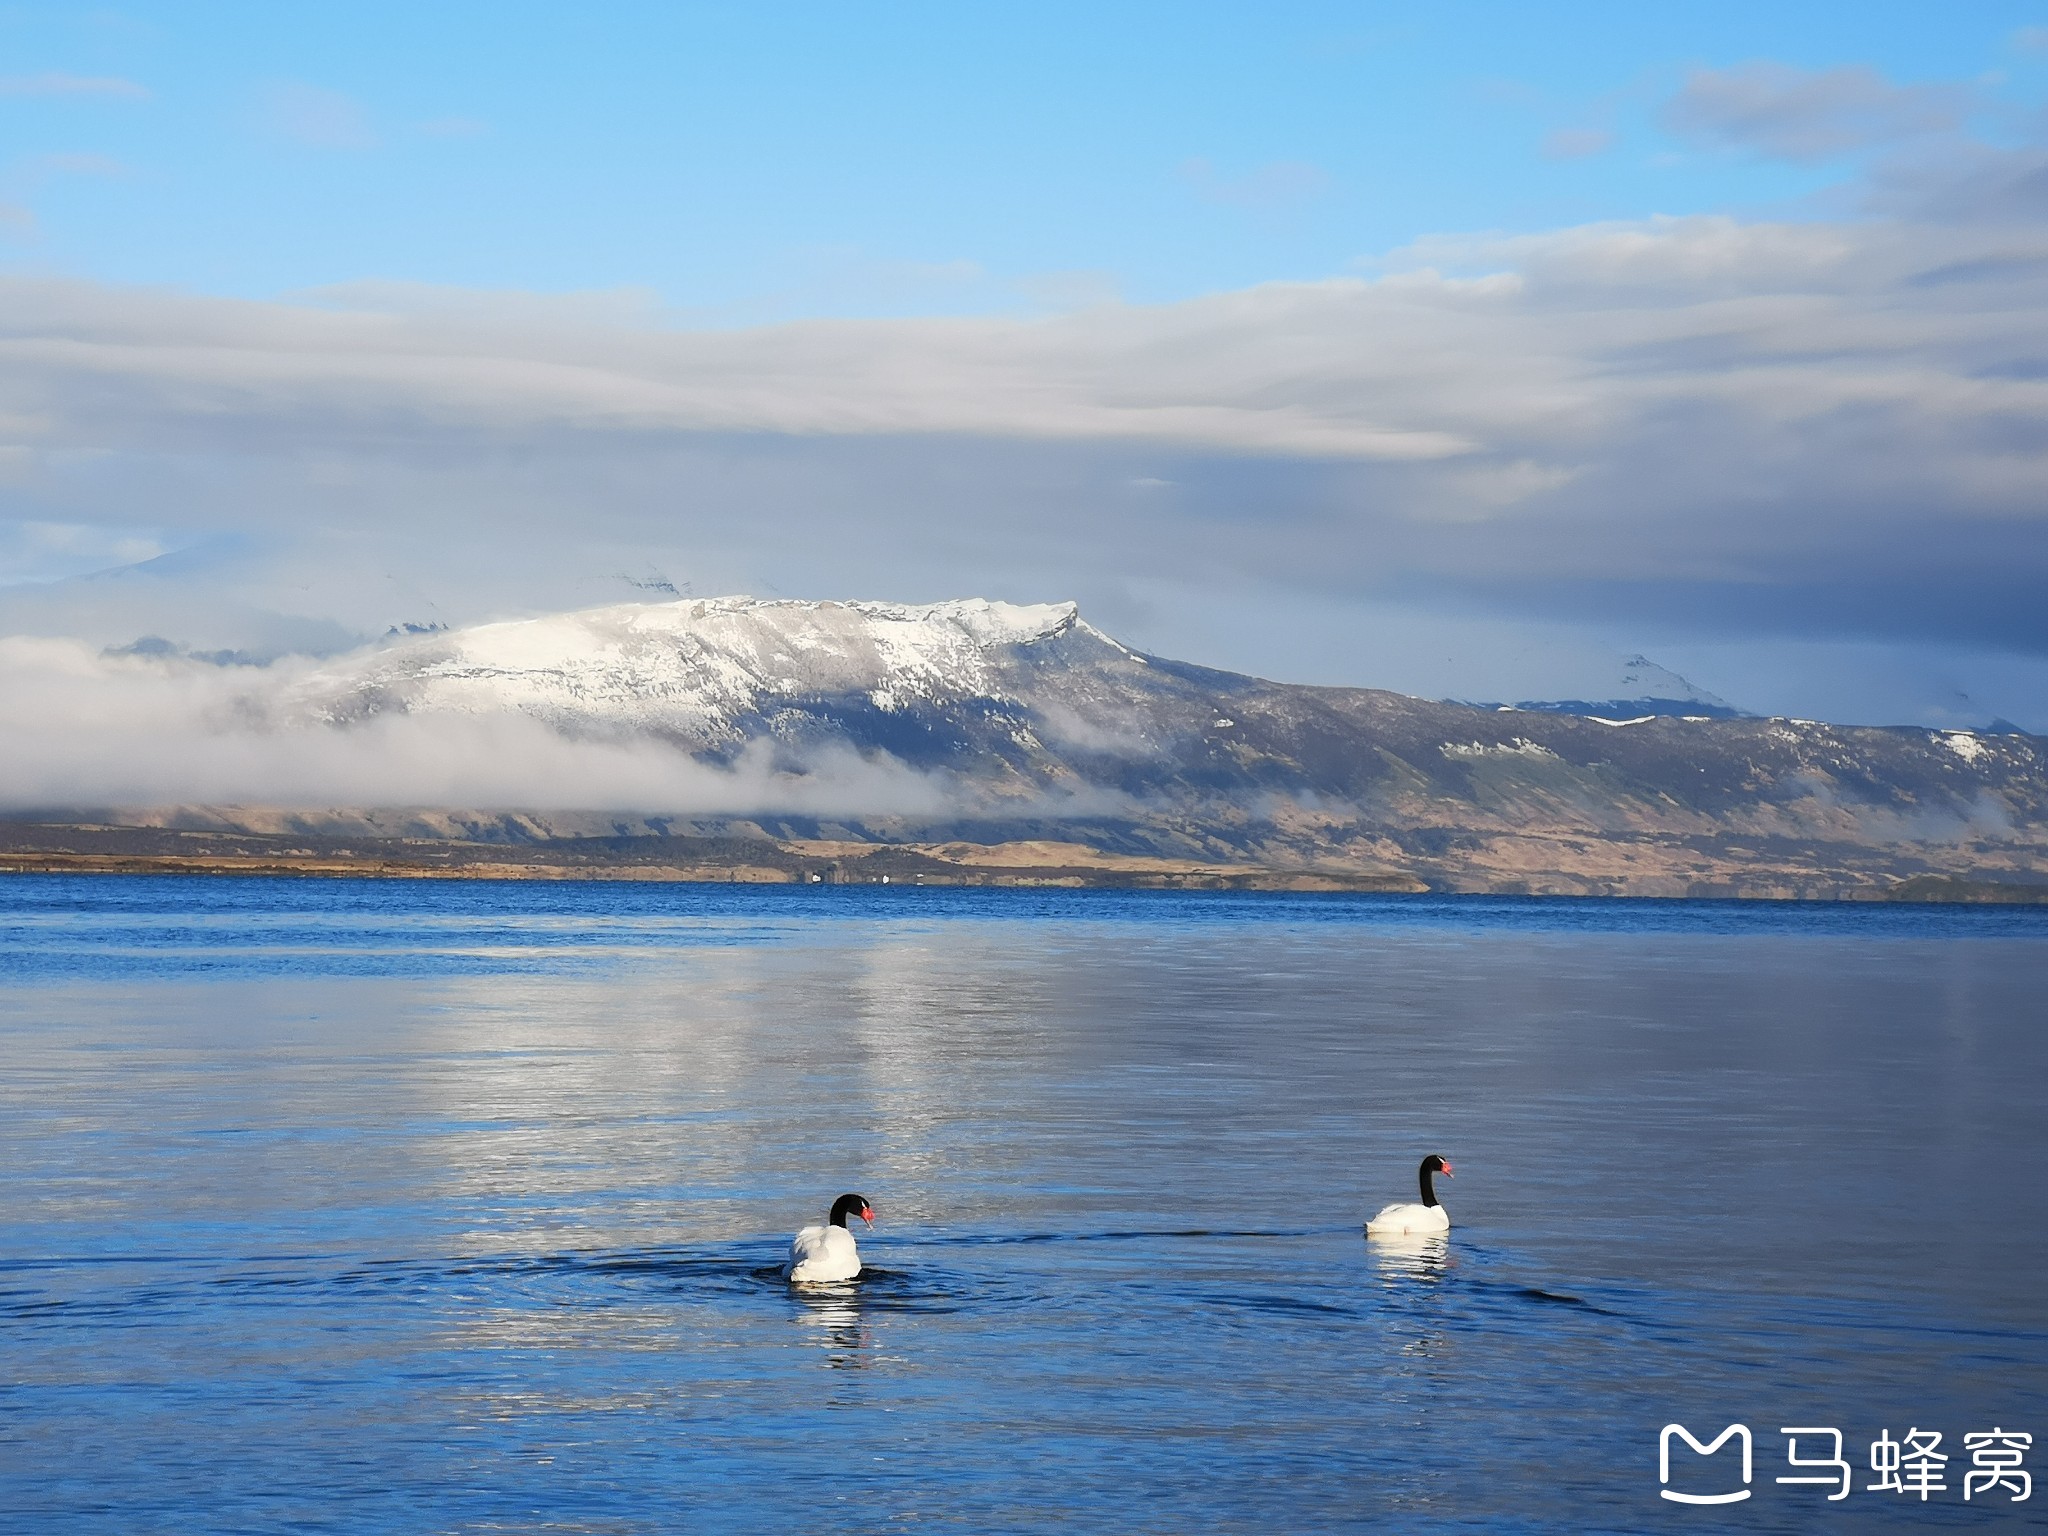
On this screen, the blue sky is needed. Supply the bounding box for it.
[6,2,2044,313]
[6,2,2048,750]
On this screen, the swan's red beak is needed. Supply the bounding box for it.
[1441,1164,1454,1176]
[860,1206,875,1226]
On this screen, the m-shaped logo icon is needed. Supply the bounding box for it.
[1660,1423,1753,1504]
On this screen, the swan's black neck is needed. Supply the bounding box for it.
[828,1193,868,1228]
[1419,1163,1440,1208]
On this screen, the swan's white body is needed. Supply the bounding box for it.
[1365,1200,1450,1236]
[1366,1156,1454,1236]
[784,1223,862,1283]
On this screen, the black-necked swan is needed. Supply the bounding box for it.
[784,1193,875,1283]
[1365,1155,1453,1235]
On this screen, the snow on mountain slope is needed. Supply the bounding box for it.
[291,596,1089,746]
[1510,653,1745,720]
[280,597,2048,842]
[9,590,2048,893]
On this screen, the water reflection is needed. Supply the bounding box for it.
[788,1281,874,1369]
[1364,1231,1452,1285]
[1363,1234,1457,1369]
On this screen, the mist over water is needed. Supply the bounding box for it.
[2,879,2042,1532]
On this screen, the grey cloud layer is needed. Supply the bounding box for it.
[6,205,2044,477]
[5,145,2048,736]
[0,274,1483,459]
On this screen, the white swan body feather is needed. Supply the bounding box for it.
[784,1222,862,1283]
[1365,1201,1450,1236]
[1365,1155,1454,1236]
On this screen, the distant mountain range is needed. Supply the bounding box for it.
[28,596,2048,897]
[1493,654,1748,723]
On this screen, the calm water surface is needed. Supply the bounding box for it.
[1,878,2044,1532]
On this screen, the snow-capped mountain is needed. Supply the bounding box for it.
[291,597,1099,754]
[67,595,2048,895]
[1509,654,1745,721]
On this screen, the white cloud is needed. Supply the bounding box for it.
[298,279,669,331]
[3,204,2044,516]
[0,271,1483,458]
[0,637,956,814]
[1664,61,1966,161]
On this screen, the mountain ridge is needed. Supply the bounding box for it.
[24,594,2048,897]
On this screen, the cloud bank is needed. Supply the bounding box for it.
[0,637,957,815]
[7,205,2047,635]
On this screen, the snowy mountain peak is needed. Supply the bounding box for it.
[444,595,1080,658]
[1506,653,1743,720]
[1616,655,1733,712]
[293,595,1092,742]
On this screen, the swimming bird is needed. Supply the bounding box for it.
[1365,1155,1453,1235]
[784,1193,875,1283]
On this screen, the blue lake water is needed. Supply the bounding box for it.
[1,877,2044,1532]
